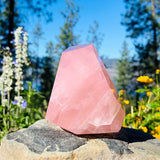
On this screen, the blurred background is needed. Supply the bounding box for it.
[0,0,160,114]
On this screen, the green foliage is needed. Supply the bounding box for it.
[123,71,160,139]
[41,42,55,101]
[0,0,56,53]
[0,27,47,142]
[115,41,135,109]
[0,0,20,50]
[0,82,46,141]
[86,20,104,52]
[55,0,80,64]
[30,24,44,90]
[116,41,133,92]
[122,0,160,74]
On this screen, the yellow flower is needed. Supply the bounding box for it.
[141,105,145,110]
[127,113,131,116]
[120,89,124,93]
[137,76,154,84]
[153,134,160,140]
[141,126,148,133]
[148,78,154,83]
[157,107,160,112]
[136,118,141,122]
[156,69,160,74]
[156,114,160,117]
[155,125,160,133]
[123,100,130,105]
[151,130,155,135]
[119,90,124,96]
[111,89,114,93]
[123,124,127,128]
[146,91,152,96]
[120,97,123,101]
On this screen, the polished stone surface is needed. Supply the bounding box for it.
[46,44,125,134]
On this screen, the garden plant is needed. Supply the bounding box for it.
[0,27,46,141]
[122,71,160,139]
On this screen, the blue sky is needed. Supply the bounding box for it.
[26,0,135,59]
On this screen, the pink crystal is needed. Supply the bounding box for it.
[45,44,125,135]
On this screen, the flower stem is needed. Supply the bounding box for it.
[7,91,10,130]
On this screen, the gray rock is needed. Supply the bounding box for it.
[0,119,160,160]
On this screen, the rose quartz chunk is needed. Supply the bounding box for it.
[45,44,125,134]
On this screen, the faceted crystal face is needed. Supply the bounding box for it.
[46,44,125,135]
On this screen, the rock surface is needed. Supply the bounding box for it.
[0,119,160,160]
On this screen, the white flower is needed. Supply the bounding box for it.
[22,32,29,65]
[14,96,23,107]
[14,27,29,106]
[0,27,29,107]
[0,49,14,93]
[2,98,8,107]
[0,48,14,106]
[0,77,3,90]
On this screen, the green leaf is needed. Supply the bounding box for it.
[135,89,149,93]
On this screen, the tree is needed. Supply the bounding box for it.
[122,0,160,75]
[115,41,133,92]
[0,0,56,50]
[0,0,20,50]
[41,42,55,101]
[86,20,104,52]
[115,41,137,108]
[31,24,44,90]
[55,0,80,59]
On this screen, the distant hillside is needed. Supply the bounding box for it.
[102,58,118,85]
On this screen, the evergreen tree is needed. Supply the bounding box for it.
[86,20,104,52]
[31,24,44,90]
[55,0,80,62]
[122,0,160,75]
[41,42,55,101]
[0,0,20,50]
[0,0,56,50]
[115,41,133,92]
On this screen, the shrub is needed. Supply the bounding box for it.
[123,70,160,139]
[0,27,46,141]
